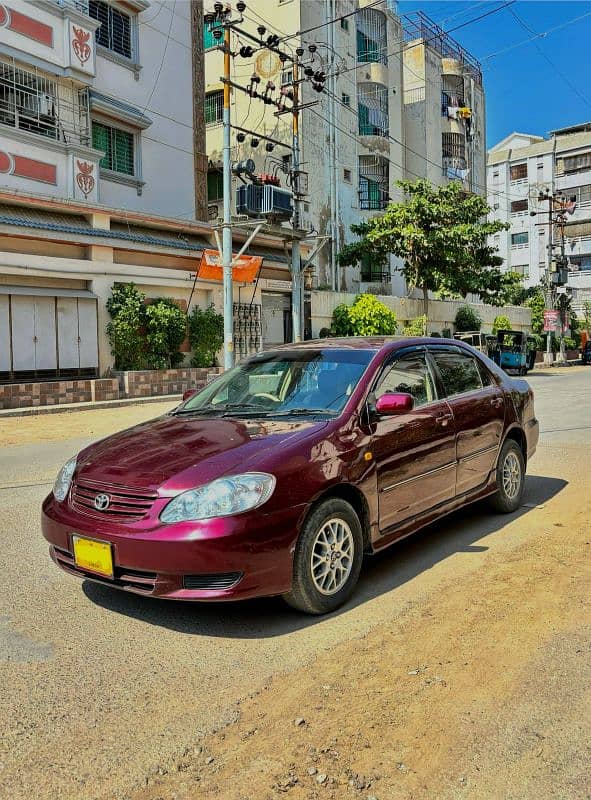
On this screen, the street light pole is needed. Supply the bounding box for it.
[291,56,302,343]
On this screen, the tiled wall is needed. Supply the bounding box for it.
[116,368,223,398]
[0,379,120,410]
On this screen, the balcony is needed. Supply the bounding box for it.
[359,154,389,210]
[358,83,388,138]
[356,8,387,65]
[0,60,90,146]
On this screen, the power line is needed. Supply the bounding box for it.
[140,0,177,114]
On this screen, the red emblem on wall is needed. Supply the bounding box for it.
[76,160,95,197]
[72,26,92,65]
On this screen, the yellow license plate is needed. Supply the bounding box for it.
[73,536,113,578]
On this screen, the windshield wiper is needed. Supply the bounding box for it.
[171,402,264,417]
[267,408,335,417]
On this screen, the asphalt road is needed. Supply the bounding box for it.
[0,368,589,800]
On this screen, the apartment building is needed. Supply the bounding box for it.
[204,3,486,305]
[0,0,292,383]
[402,12,486,198]
[487,123,591,313]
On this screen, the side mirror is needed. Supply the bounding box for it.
[182,388,197,402]
[375,392,414,416]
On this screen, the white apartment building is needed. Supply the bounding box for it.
[0,0,292,382]
[487,123,591,313]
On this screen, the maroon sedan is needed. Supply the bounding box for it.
[42,338,538,614]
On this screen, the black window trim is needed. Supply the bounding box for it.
[426,344,498,400]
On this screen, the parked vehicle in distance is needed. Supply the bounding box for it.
[582,341,591,365]
[491,329,530,375]
[453,331,495,355]
[42,338,539,615]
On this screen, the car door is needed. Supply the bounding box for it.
[428,345,505,497]
[370,347,457,532]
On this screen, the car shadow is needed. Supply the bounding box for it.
[83,474,567,639]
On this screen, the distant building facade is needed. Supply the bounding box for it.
[488,124,591,314]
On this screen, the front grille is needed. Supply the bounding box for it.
[53,547,157,593]
[71,479,157,521]
[183,572,243,591]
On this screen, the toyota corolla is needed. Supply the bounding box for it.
[42,337,538,614]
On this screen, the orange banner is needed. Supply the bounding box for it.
[197,249,262,283]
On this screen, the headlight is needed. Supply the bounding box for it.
[53,456,77,502]
[160,472,276,523]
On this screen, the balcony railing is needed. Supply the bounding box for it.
[358,83,388,138]
[0,59,90,146]
[49,0,90,12]
[356,8,387,65]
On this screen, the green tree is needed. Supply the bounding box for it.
[144,298,187,369]
[524,289,546,334]
[454,305,482,332]
[188,304,224,367]
[492,314,511,334]
[331,293,397,336]
[106,282,147,370]
[338,178,515,322]
[582,300,591,330]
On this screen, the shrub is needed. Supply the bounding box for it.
[188,304,224,367]
[454,305,482,332]
[331,294,397,337]
[106,283,147,370]
[144,298,187,369]
[492,314,511,334]
[402,315,427,336]
[318,327,332,338]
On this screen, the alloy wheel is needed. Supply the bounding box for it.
[310,517,354,596]
[502,450,521,500]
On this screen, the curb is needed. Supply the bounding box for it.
[0,394,181,419]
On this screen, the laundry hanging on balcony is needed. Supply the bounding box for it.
[446,166,469,181]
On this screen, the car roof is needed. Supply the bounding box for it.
[270,336,466,353]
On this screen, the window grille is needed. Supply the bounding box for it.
[356,8,387,65]
[361,253,389,282]
[510,163,527,181]
[358,83,388,137]
[0,59,90,145]
[442,131,465,159]
[342,93,350,107]
[92,121,134,175]
[205,91,223,125]
[359,155,389,210]
[89,1,132,59]
[510,199,528,213]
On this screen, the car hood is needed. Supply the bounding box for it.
[75,413,329,491]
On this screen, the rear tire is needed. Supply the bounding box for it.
[489,439,525,513]
[283,498,364,615]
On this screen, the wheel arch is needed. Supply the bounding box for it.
[502,425,527,465]
[303,483,373,552]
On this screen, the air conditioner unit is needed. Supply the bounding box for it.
[236,184,293,219]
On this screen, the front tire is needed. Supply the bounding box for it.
[489,439,525,513]
[284,498,364,615]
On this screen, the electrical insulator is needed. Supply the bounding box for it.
[236,1,246,11]
[239,45,255,58]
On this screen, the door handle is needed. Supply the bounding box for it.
[435,413,453,427]
[490,397,503,408]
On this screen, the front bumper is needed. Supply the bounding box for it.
[42,495,305,601]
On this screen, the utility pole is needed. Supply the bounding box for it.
[222,22,233,369]
[291,56,302,342]
[546,191,554,361]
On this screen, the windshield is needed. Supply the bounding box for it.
[178,349,375,417]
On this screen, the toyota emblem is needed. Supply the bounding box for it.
[94,493,111,511]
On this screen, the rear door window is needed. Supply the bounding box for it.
[375,350,437,407]
[430,348,484,398]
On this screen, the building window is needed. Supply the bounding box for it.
[358,83,388,137]
[442,131,465,159]
[563,152,591,174]
[281,68,293,86]
[343,168,351,183]
[92,121,134,175]
[359,154,388,210]
[510,163,527,181]
[356,8,387,65]
[205,90,223,125]
[511,232,528,246]
[89,1,132,59]
[360,253,389,282]
[281,153,292,173]
[207,170,223,201]
[342,93,350,107]
[492,170,499,181]
[340,17,349,32]
[203,20,223,49]
[0,61,59,140]
[510,199,528,213]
